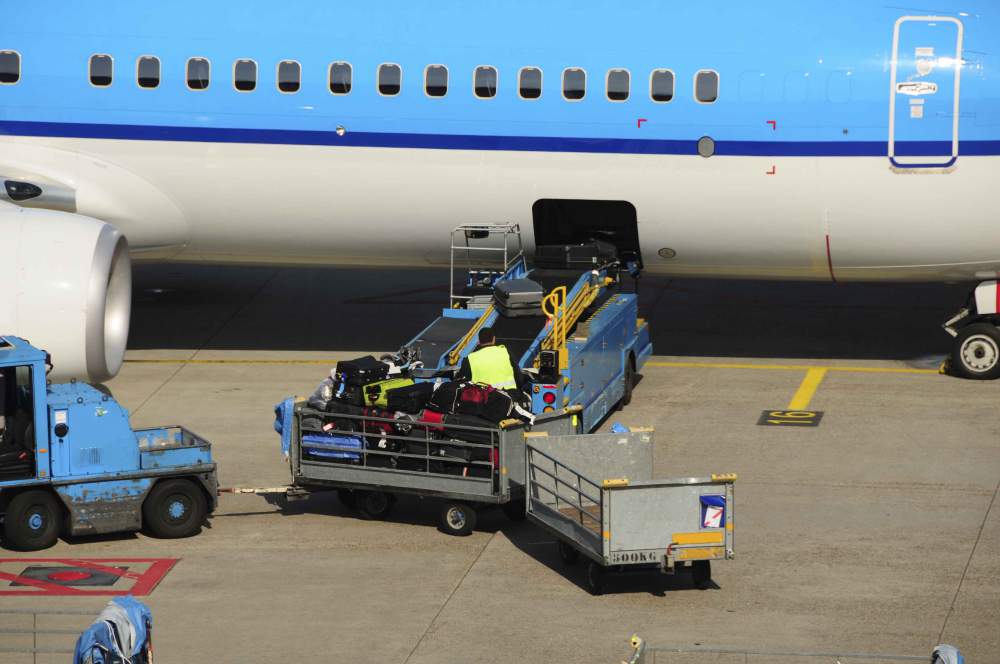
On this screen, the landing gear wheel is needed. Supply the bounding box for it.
[337,489,359,510]
[143,479,207,539]
[357,491,393,520]
[501,498,526,522]
[557,540,580,565]
[439,502,477,536]
[691,560,712,589]
[3,490,62,551]
[620,357,635,408]
[952,324,1000,380]
[585,562,606,595]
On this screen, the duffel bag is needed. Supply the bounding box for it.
[335,356,390,387]
[302,433,363,463]
[442,413,496,444]
[454,383,515,423]
[427,380,464,413]
[416,409,446,433]
[386,382,435,414]
[364,377,415,408]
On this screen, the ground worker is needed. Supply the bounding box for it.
[456,327,523,393]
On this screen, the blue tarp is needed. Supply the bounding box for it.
[274,397,295,457]
[74,596,152,664]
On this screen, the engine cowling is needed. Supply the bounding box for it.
[0,202,131,383]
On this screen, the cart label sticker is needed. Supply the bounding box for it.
[700,495,726,529]
[610,550,662,564]
[0,558,178,596]
[758,410,823,427]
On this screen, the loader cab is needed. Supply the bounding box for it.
[0,363,37,481]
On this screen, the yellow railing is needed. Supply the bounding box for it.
[447,305,495,366]
[537,277,610,369]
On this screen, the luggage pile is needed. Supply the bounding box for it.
[301,355,529,475]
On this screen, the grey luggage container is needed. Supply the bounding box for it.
[524,429,736,594]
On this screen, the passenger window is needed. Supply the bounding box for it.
[425,64,447,97]
[278,60,300,93]
[137,56,160,89]
[606,68,629,102]
[0,50,19,85]
[234,59,256,92]
[650,69,674,103]
[187,57,210,90]
[378,63,401,96]
[474,66,497,99]
[329,61,351,94]
[519,67,542,99]
[89,54,113,87]
[695,70,719,103]
[562,68,585,101]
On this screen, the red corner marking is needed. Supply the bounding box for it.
[767,120,777,131]
[637,118,648,128]
[0,558,179,597]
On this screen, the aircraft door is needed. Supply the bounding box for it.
[889,16,963,169]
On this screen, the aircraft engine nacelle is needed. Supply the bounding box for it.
[0,202,131,383]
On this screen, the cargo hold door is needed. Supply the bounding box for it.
[889,16,963,169]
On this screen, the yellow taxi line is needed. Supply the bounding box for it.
[787,368,828,411]
[645,361,940,376]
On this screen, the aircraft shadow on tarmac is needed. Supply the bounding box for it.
[129,264,968,362]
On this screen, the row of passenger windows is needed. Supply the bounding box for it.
[0,50,721,103]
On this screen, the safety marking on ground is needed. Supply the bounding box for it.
[758,367,827,427]
[646,361,939,375]
[0,558,178,596]
[125,358,337,365]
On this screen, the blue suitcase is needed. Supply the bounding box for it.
[302,433,363,462]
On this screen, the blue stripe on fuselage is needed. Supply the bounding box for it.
[2,120,999,157]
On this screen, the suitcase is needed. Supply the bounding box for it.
[302,433,363,463]
[324,400,365,431]
[386,382,435,413]
[332,381,366,407]
[442,413,496,444]
[494,279,544,309]
[534,240,618,270]
[335,356,390,387]
[427,381,464,414]
[359,406,404,451]
[454,384,516,423]
[363,377,415,408]
[496,301,543,318]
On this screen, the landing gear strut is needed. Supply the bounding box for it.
[943,281,1000,380]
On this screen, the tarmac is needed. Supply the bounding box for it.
[1,264,997,663]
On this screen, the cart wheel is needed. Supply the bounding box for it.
[557,540,580,565]
[586,562,606,595]
[439,502,477,536]
[501,498,526,522]
[3,490,62,551]
[691,560,712,589]
[620,357,635,408]
[357,491,393,520]
[143,479,207,539]
[337,489,359,511]
[951,323,1000,380]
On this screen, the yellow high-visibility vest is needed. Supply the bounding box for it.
[468,345,517,390]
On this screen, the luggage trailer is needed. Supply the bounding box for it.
[270,402,736,594]
[402,223,653,432]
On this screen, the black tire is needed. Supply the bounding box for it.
[586,561,606,595]
[501,498,526,522]
[439,502,477,536]
[3,490,62,551]
[337,489,358,510]
[620,356,635,408]
[691,560,712,589]
[357,491,393,520]
[952,323,1000,380]
[557,540,580,565]
[142,479,207,539]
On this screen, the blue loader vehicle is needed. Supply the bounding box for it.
[0,336,218,551]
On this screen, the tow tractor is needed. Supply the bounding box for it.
[0,336,218,551]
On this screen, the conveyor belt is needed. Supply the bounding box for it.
[405,316,479,369]
[489,315,547,367]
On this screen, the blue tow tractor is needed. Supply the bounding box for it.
[0,336,218,551]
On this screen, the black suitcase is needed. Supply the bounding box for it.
[335,355,390,387]
[534,240,617,270]
[427,380,464,413]
[386,382,435,414]
[496,301,543,318]
[330,381,366,407]
[442,413,496,444]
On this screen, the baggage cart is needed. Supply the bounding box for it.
[276,401,583,535]
[523,429,736,595]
